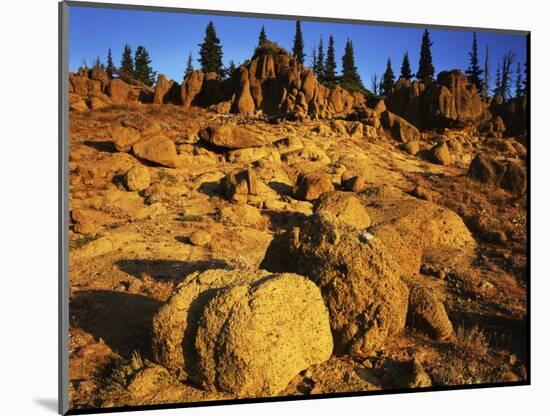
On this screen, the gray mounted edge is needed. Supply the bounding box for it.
[62,0,529,35]
[59,1,70,415]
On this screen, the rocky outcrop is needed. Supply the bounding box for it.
[467,154,527,195]
[153,75,180,104]
[261,212,410,355]
[388,71,490,130]
[180,71,205,108]
[69,67,152,110]
[151,269,333,396]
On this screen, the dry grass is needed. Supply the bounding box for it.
[454,324,489,357]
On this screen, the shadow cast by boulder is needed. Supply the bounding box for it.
[70,290,162,359]
[83,140,117,153]
[115,258,230,281]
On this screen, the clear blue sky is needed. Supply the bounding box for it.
[69,5,527,90]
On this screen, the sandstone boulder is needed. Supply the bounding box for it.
[313,191,371,229]
[152,269,333,395]
[125,165,151,192]
[261,212,409,355]
[293,172,334,201]
[199,124,265,149]
[406,282,453,340]
[358,186,476,277]
[381,111,420,143]
[428,142,452,166]
[132,136,179,168]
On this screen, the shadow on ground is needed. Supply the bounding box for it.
[115,258,230,281]
[70,290,161,360]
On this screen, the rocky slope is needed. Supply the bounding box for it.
[67,49,528,410]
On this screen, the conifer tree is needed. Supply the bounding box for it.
[106,48,115,78]
[324,35,337,84]
[500,50,515,100]
[340,39,363,90]
[523,61,527,95]
[515,61,523,98]
[482,46,489,98]
[120,44,134,75]
[292,21,305,65]
[382,58,395,96]
[400,52,412,80]
[227,60,237,79]
[258,25,267,47]
[92,56,103,69]
[417,29,435,84]
[493,63,502,97]
[198,21,224,74]
[311,48,318,73]
[134,45,157,87]
[316,37,325,80]
[184,52,194,78]
[465,32,483,92]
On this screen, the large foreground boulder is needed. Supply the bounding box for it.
[261,212,409,356]
[152,269,333,396]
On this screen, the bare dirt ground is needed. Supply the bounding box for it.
[67,103,527,410]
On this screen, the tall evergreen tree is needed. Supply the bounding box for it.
[523,61,527,95]
[500,50,515,100]
[184,52,194,78]
[311,48,318,73]
[493,62,502,97]
[134,45,157,87]
[292,21,305,65]
[324,35,337,84]
[227,60,237,79]
[382,58,395,96]
[482,46,489,98]
[465,32,483,92]
[400,52,412,80]
[514,61,523,98]
[341,39,363,89]
[198,21,224,74]
[258,25,267,47]
[92,56,103,69]
[316,37,325,80]
[416,29,435,84]
[106,48,115,78]
[120,44,134,75]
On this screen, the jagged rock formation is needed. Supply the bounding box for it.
[387,70,490,130]
[69,67,154,110]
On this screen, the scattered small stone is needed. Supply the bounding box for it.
[359,230,375,243]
